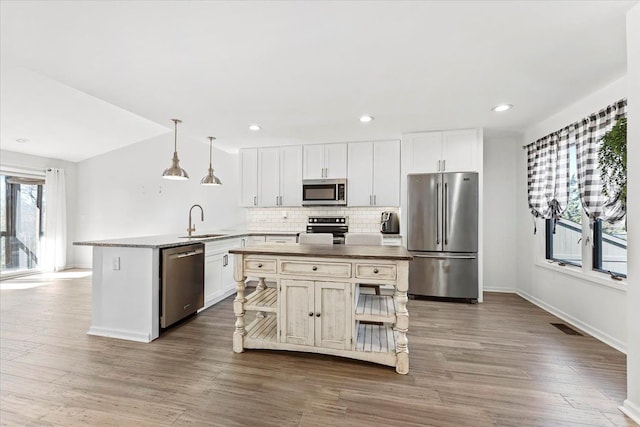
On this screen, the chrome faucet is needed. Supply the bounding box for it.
[187,204,204,237]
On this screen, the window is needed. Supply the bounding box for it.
[0,174,46,276]
[594,217,627,277]
[546,144,582,267]
[545,145,627,278]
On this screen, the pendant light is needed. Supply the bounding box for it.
[200,136,222,186]
[162,118,189,180]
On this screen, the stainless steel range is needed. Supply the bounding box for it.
[306,216,348,244]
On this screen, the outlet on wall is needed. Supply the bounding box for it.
[112,257,120,270]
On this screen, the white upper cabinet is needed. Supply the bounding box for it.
[402,129,480,174]
[279,145,303,206]
[239,148,258,207]
[372,140,400,206]
[303,143,347,179]
[258,145,302,207]
[258,147,280,207]
[347,140,400,207]
[441,129,479,173]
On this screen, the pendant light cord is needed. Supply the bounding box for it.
[174,120,178,153]
[208,136,215,169]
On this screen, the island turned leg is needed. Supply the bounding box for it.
[394,261,410,374]
[233,254,247,353]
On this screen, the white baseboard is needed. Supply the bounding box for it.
[88,326,152,343]
[72,263,92,269]
[515,289,626,354]
[620,400,640,425]
[483,287,516,293]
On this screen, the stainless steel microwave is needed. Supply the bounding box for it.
[302,179,347,206]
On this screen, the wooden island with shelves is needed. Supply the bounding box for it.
[228,244,413,374]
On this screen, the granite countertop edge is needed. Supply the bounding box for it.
[73,231,403,249]
[73,230,298,249]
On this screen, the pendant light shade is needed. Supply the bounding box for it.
[201,137,222,186]
[162,119,189,180]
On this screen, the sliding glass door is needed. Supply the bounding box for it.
[0,174,46,276]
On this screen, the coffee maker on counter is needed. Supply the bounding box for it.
[380,211,400,234]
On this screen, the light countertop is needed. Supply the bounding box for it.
[73,230,402,249]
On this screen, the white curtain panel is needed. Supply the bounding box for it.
[44,168,67,271]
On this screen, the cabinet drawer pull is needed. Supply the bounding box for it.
[308,312,314,317]
[312,266,318,271]
[258,263,263,268]
[373,268,379,274]
[316,312,321,317]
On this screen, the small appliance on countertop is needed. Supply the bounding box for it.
[380,211,400,234]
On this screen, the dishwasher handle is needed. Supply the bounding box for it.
[171,248,204,259]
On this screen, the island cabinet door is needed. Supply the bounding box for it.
[314,282,352,350]
[280,279,315,346]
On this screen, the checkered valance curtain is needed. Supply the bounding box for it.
[526,130,570,233]
[574,99,627,224]
[525,98,627,233]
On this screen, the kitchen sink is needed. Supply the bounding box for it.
[179,234,225,239]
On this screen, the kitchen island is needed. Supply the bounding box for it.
[229,244,413,374]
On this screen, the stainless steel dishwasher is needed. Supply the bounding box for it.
[160,244,205,329]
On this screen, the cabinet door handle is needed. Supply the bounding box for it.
[373,268,379,274]
[442,159,446,171]
[253,196,257,206]
[312,266,318,271]
[315,312,321,317]
[308,312,314,317]
[374,195,376,205]
[258,263,263,268]
[437,160,440,171]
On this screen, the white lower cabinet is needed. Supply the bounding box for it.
[203,238,240,310]
[279,279,352,350]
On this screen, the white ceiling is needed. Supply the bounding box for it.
[0,0,635,161]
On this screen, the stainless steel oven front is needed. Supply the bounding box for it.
[302,179,347,206]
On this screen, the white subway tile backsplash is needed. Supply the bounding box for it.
[247,206,399,232]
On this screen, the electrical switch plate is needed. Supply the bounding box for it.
[112,257,120,270]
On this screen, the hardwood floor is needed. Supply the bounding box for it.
[0,270,635,426]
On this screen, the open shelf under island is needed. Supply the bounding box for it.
[228,244,413,374]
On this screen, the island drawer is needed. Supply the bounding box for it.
[355,264,396,281]
[244,258,277,274]
[280,261,351,278]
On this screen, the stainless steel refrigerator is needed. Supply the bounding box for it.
[407,172,478,300]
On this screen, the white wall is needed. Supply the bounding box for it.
[515,76,628,352]
[0,149,78,269]
[623,3,640,422]
[482,133,518,291]
[74,134,245,267]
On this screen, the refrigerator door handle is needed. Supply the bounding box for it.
[436,182,440,245]
[411,253,477,259]
[444,182,448,246]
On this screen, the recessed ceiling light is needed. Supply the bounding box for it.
[492,104,513,112]
[249,124,261,131]
[16,138,28,143]
[360,115,374,123]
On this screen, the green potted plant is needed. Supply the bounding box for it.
[598,117,627,208]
